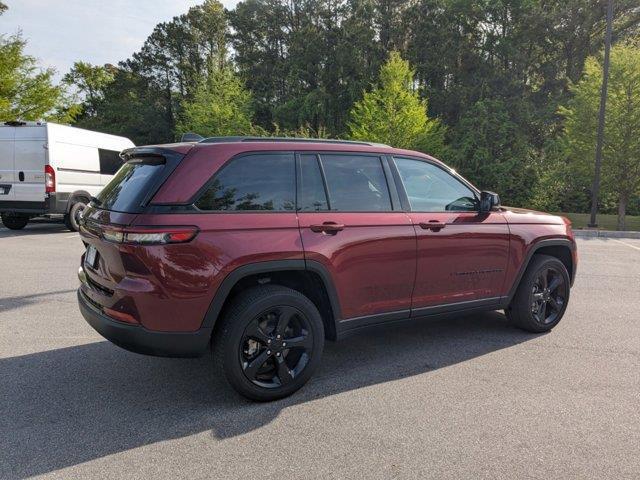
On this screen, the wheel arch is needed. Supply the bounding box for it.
[66,190,92,212]
[202,260,342,340]
[506,238,576,304]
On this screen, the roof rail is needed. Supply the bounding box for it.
[198,136,390,147]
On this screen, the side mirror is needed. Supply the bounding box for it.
[480,191,500,212]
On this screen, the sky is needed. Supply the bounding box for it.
[0,0,239,81]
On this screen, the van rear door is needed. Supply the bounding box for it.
[0,126,16,200]
[13,125,46,203]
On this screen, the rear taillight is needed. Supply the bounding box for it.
[45,165,55,193]
[101,226,198,245]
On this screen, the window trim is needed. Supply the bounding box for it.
[389,155,481,214]
[190,151,298,213]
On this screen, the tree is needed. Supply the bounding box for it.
[560,43,640,230]
[177,67,254,137]
[0,2,7,15]
[347,51,444,153]
[0,34,74,122]
[63,62,115,118]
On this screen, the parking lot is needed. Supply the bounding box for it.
[1,222,638,480]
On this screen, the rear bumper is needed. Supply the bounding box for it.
[0,198,49,214]
[0,193,68,214]
[77,289,212,358]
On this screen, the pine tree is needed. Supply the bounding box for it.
[347,51,444,153]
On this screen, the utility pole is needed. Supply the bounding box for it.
[588,0,614,228]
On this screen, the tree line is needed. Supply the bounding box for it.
[1,0,640,228]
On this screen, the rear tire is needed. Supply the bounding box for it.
[65,200,87,231]
[1,213,29,230]
[506,254,570,333]
[213,285,325,401]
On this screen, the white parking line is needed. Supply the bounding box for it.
[613,239,640,251]
[65,234,79,239]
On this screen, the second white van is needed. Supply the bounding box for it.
[0,121,135,231]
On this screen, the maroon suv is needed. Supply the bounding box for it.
[77,138,577,401]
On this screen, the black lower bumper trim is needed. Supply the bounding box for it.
[77,289,212,358]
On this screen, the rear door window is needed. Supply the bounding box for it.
[319,154,392,211]
[195,153,295,211]
[95,157,166,213]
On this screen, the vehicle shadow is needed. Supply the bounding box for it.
[0,290,77,314]
[0,311,538,479]
[0,220,70,237]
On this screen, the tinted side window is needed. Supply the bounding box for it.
[195,153,295,211]
[394,157,477,212]
[298,154,328,211]
[99,149,123,175]
[320,154,392,211]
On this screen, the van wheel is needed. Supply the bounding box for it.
[213,285,325,401]
[65,200,87,231]
[1,213,29,230]
[506,254,570,333]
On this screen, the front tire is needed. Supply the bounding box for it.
[1,213,29,230]
[213,285,325,401]
[506,254,570,333]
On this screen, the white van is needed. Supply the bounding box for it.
[0,121,135,231]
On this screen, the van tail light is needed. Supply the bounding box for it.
[101,226,198,245]
[45,165,55,193]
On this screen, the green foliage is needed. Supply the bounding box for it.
[178,67,253,137]
[0,34,73,122]
[447,99,536,206]
[557,43,640,229]
[348,52,445,153]
[40,0,640,216]
[63,62,115,119]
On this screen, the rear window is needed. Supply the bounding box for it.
[94,157,165,213]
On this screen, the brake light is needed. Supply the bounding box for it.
[101,226,198,245]
[45,165,55,193]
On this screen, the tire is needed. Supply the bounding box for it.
[1,213,29,230]
[65,200,87,231]
[506,254,571,333]
[213,285,325,401]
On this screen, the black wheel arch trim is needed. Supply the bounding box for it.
[201,259,343,331]
[506,238,576,304]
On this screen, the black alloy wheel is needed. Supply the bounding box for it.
[214,285,324,401]
[530,266,567,325]
[507,254,571,333]
[240,306,314,388]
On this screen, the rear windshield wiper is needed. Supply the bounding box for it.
[90,196,102,206]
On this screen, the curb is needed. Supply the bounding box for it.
[574,229,640,239]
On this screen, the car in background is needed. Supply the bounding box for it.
[0,121,135,231]
[76,137,577,401]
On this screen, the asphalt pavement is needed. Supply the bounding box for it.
[1,221,639,479]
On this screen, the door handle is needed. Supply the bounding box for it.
[310,222,345,234]
[419,220,446,231]
[18,171,25,182]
